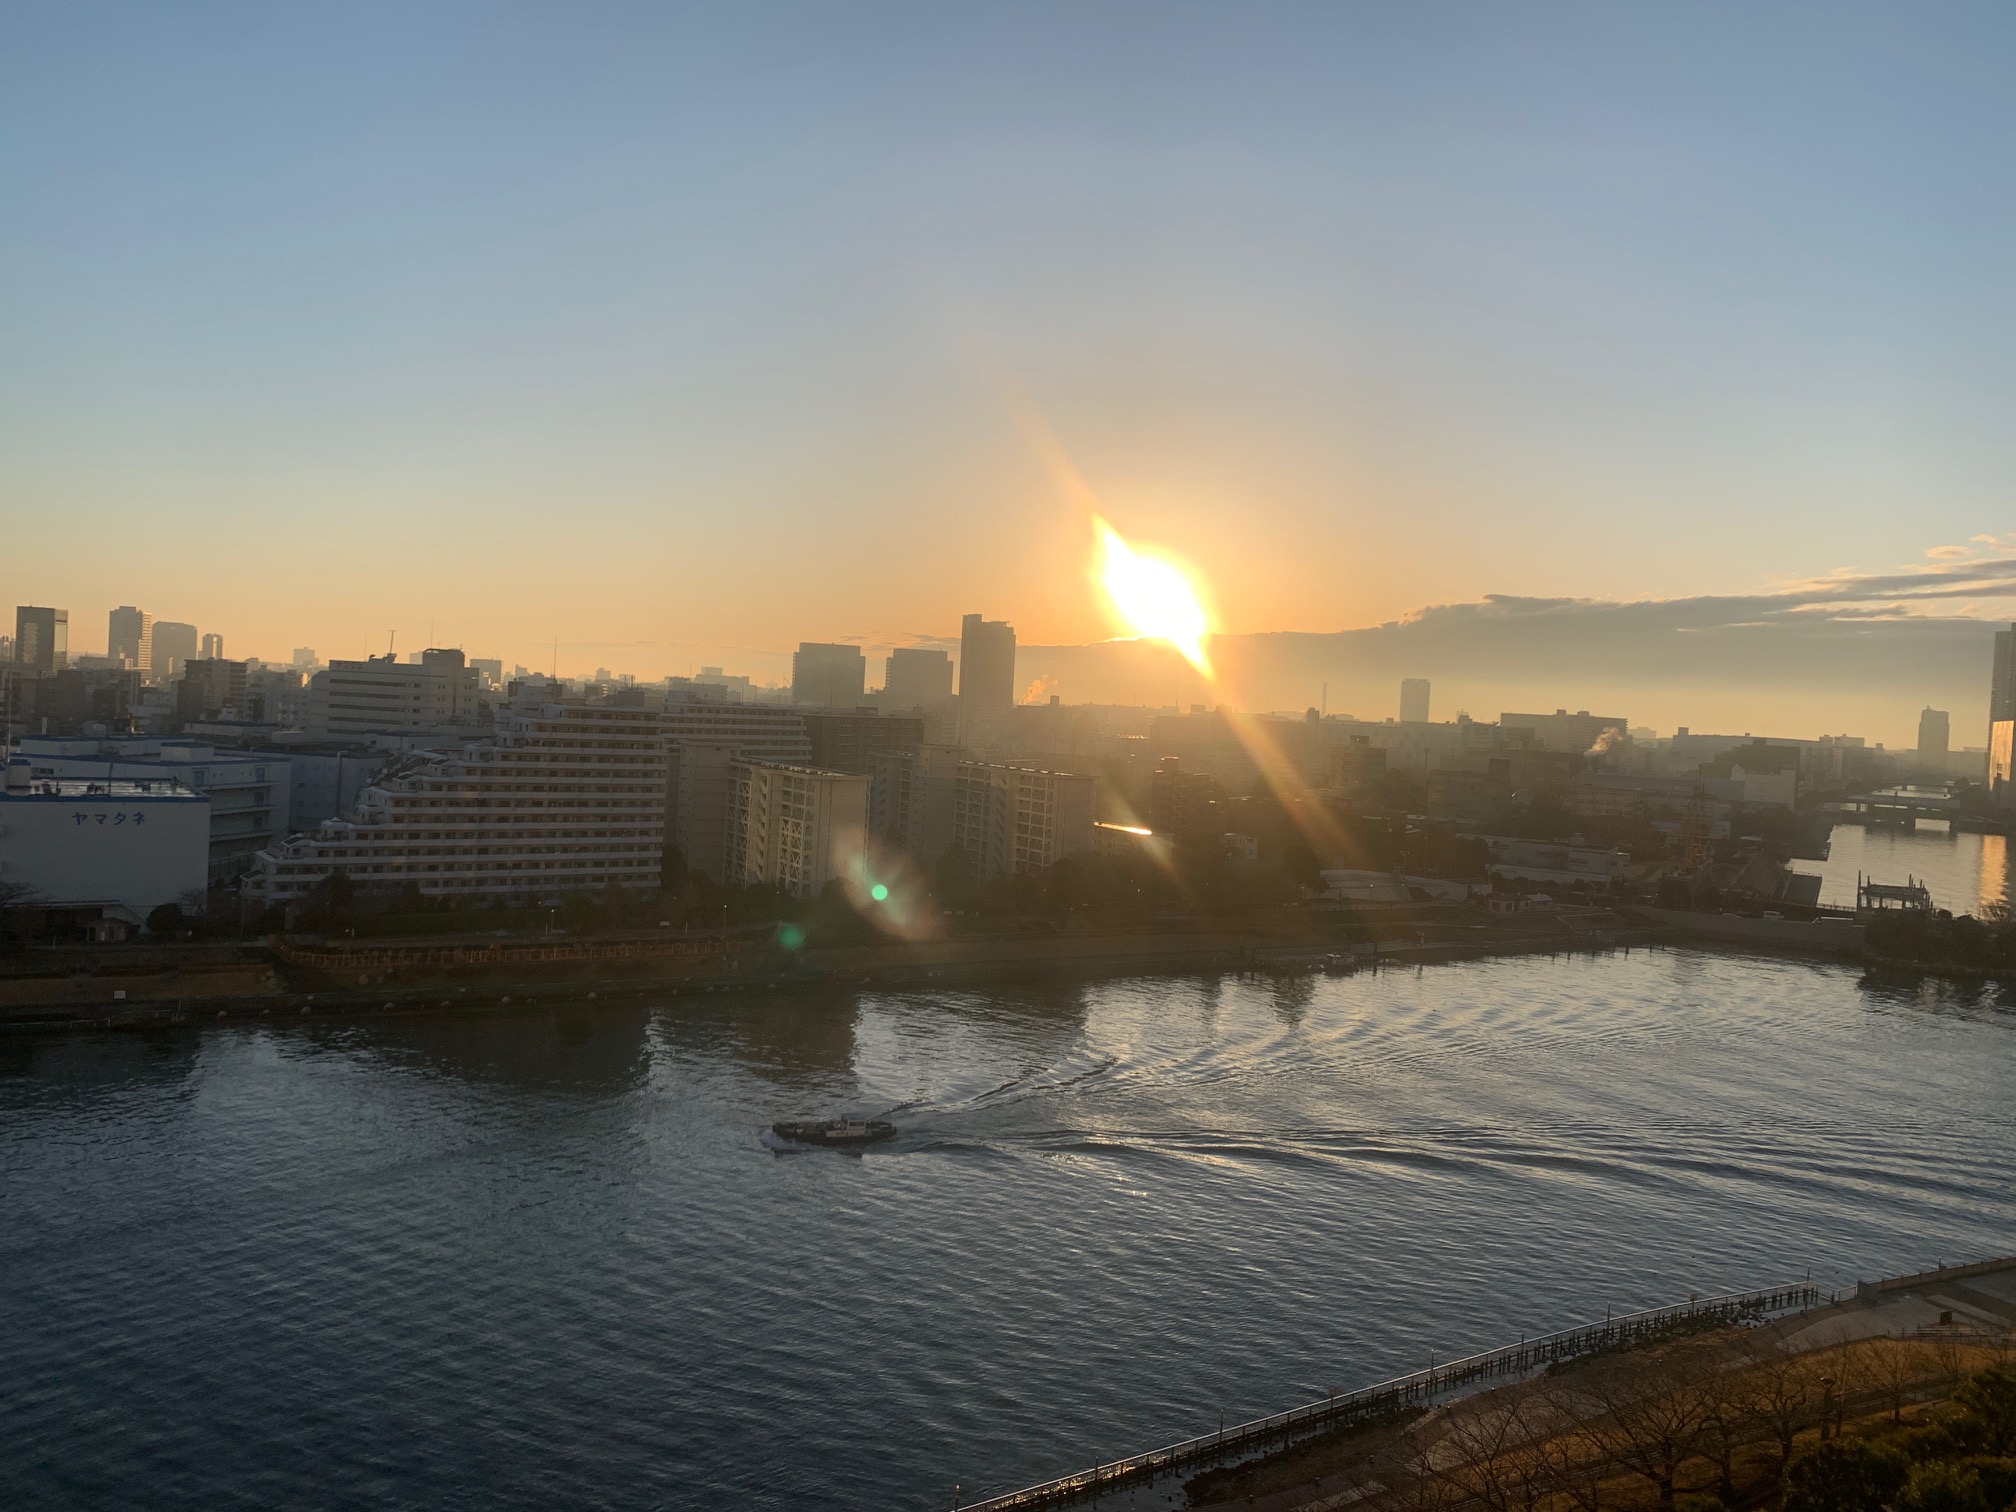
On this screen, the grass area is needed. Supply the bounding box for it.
[1185,1334,2015,1512]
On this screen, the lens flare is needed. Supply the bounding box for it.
[1095,519,1213,674]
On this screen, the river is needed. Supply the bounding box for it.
[1809,821,2014,917]
[3,948,2012,1510]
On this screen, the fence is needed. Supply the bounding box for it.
[267,933,752,971]
[957,1281,1822,1512]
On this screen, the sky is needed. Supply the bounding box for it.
[4,2,2015,743]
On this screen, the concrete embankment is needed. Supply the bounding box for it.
[1625,905,1866,957]
[0,916,1658,1035]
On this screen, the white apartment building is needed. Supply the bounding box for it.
[246,703,666,902]
[305,648,484,736]
[726,761,868,899]
[663,699,809,880]
[0,760,209,921]
[951,761,1096,880]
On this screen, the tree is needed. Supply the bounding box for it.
[1739,1335,1820,1483]
[1784,1440,1910,1512]
[1949,1366,2016,1455]
[1581,1345,1716,1511]
[1429,1385,1548,1512]
[1900,1461,1987,1512]
[1280,841,1323,891]
[1851,1337,1936,1427]
[147,902,187,938]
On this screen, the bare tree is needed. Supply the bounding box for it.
[1847,1335,1934,1425]
[1737,1335,1819,1484]
[1527,1385,1613,1512]
[1430,1384,1551,1512]
[1579,1344,1716,1511]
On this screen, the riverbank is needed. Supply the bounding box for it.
[968,1255,2016,1512]
[0,907,1663,1035]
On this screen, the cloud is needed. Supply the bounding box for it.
[1926,545,1973,560]
[1020,554,2016,741]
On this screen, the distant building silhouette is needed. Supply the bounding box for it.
[151,621,197,680]
[958,613,1016,737]
[1399,677,1430,723]
[108,606,153,673]
[791,642,866,707]
[12,606,68,673]
[199,632,224,660]
[1917,706,1950,770]
[1501,708,1629,754]
[883,646,953,707]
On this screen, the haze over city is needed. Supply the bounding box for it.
[8,5,2016,743]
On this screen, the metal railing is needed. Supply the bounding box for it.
[956,1281,1822,1512]
[267,933,751,970]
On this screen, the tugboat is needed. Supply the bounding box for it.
[770,1116,897,1148]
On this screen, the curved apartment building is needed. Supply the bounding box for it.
[247,702,666,903]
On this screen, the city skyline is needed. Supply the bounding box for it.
[7,4,2016,722]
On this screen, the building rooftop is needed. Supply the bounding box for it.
[2,777,202,801]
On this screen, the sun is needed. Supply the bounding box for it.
[1095,518,1214,675]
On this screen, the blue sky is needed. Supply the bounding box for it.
[3,2,2013,734]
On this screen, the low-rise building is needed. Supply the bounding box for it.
[726,761,868,898]
[246,703,666,903]
[19,736,289,886]
[1477,836,1627,892]
[0,760,208,922]
[305,648,484,736]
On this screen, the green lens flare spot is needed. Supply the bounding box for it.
[776,923,806,951]
[870,884,889,902]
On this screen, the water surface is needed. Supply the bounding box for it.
[3,948,2012,1510]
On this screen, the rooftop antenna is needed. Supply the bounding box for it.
[552,636,558,681]
[388,629,397,658]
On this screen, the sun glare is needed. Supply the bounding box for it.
[1095,519,1214,675]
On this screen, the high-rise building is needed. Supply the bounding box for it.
[247,703,667,902]
[13,607,69,673]
[108,606,154,673]
[958,614,1016,736]
[951,760,1095,879]
[1991,625,2016,810]
[304,648,483,735]
[1399,678,1431,724]
[151,621,198,680]
[1917,707,1951,769]
[292,647,318,669]
[1993,624,2016,725]
[883,647,954,707]
[200,632,225,660]
[791,643,866,707]
[726,761,869,898]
